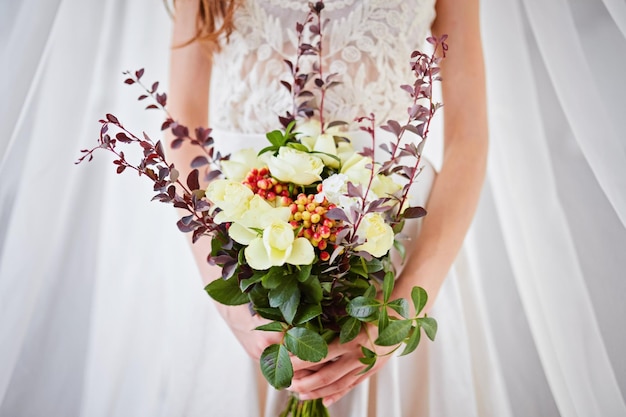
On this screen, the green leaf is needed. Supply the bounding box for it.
[287,143,310,152]
[239,271,265,292]
[299,276,323,303]
[418,317,438,341]
[284,327,328,362]
[254,307,284,322]
[346,296,380,321]
[382,271,394,303]
[269,278,300,324]
[387,298,410,319]
[284,120,296,137]
[266,130,285,147]
[339,317,362,344]
[393,239,406,263]
[258,145,279,156]
[205,277,249,305]
[296,264,313,282]
[293,303,322,325]
[400,325,421,356]
[363,284,377,299]
[361,345,376,358]
[311,150,341,165]
[378,308,389,333]
[411,286,428,315]
[358,355,377,374]
[255,322,285,332]
[349,261,369,278]
[262,267,285,289]
[248,284,270,308]
[260,344,293,389]
[375,319,412,346]
[365,258,384,273]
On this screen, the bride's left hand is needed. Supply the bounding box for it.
[287,323,394,407]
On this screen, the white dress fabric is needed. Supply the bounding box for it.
[1,0,625,416]
[208,1,509,416]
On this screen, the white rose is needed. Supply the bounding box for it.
[341,153,377,186]
[244,220,315,270]
[265,147,324,185]
[220,148,265,181]
[205,180,253,223]
[371,173,402,199]
[354,212,395,257]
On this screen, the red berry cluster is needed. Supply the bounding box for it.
[289,189,342,262]
[242,167,293,207]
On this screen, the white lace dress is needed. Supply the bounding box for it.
[194,1,512,417]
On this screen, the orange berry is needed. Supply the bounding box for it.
[306,202,317,212]
[294,212,303,221]
[311,213,321,224]
[301,211,311,221]
[318,239,328,250]
[319,251,330,261]
[303,220,312,229]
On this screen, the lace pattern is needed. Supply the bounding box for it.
[209,0,437,133]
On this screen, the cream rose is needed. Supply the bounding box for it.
[205,179,254,223]
[265,147,324,185]
[371,173,402,199]
[341,153,378,186]
[220,148,265,181]
[244,220,315,270]
[354,212,395,257]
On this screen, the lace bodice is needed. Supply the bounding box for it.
[209,0,436,133]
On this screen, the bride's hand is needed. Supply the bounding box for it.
[287,322,395,407]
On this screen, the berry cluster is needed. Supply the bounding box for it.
[242,167,292,207]
[289,190,342,262]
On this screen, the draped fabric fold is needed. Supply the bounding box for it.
[1,0,624,416]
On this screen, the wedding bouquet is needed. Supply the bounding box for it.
[77,2,447,416]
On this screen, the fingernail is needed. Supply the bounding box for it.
[323,397,335,407]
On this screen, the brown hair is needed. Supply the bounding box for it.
[173,0,238,48]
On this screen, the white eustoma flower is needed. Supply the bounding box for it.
[265,147,324,185]
[354,212,395,257]
[220,148,265,181]
[316,173,359,210]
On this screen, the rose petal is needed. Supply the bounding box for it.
[286,238,315,266]
[228,223,258,245]
[245,238,272,270]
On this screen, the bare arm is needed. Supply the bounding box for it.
[392,0,488,313]
[289,0,488,404]
[168,0,280,360]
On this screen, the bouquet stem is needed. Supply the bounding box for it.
[279,394,330,417]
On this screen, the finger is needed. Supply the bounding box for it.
[293,369,316,379]
[289,350,345,372]
[321,373,369,407]
[289,356,362,394]
[299,367,367,401]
